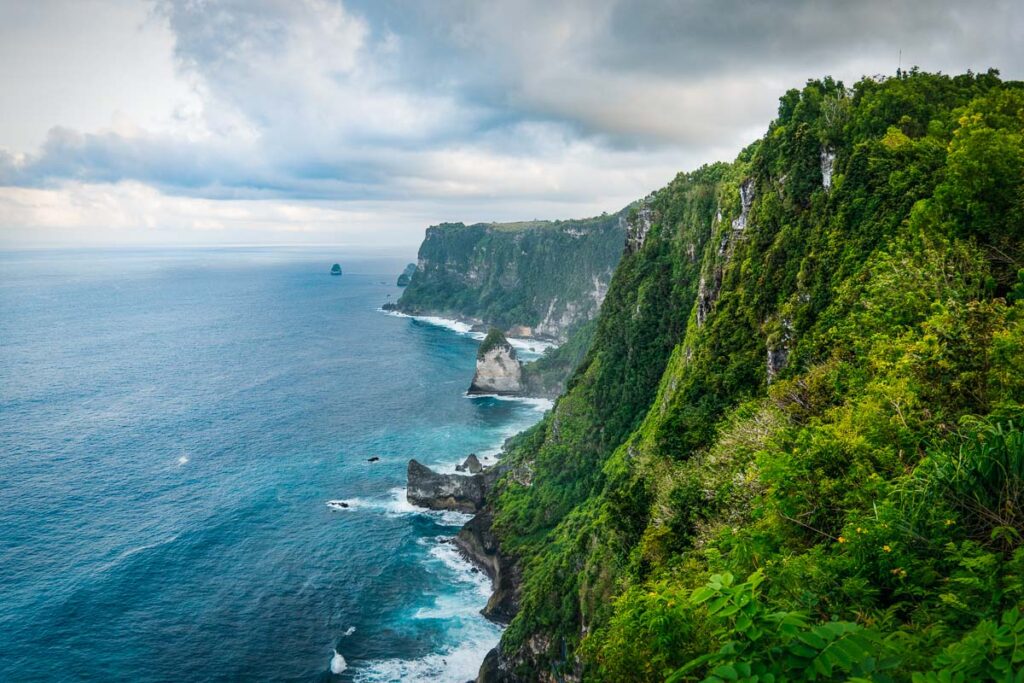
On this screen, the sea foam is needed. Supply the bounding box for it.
[330,650,348,674]
[381,309,558,360]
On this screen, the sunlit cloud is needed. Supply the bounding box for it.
[1,0,1021,247]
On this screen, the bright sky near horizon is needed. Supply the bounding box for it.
[1,0,1022,249]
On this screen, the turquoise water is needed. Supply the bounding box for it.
[0,248,548,682]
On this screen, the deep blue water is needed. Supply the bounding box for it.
[0,248,548,682]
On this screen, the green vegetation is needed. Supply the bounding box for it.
[521,319,599,397]
[486,69,1024,680]
[478,327,514,359]
[395,213,626,340]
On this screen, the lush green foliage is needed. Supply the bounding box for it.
[487,69,1024,681]
[478,327,514,359]
[521,318,598,397]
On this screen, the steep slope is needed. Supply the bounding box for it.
[478,69,1024,681]
[396,213,627,342]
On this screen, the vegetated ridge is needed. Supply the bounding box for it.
[470,68,1024,682]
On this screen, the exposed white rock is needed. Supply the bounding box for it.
[732,178,755,232]
[468,330,523,395]
[821,147,836,190]
[624,195,656,254]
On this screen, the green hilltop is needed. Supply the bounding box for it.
[480,68,1024,681]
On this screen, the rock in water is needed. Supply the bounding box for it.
[406,459,488,513]
[330,263,342,276]
[468,329,522,395]
[462,453,483,474]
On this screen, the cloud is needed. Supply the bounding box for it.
[1,0,1022,246]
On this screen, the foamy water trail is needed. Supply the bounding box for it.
[326,489,472,527]
[354,538,501,683]
[380,310,558,360]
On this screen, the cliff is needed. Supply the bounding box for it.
[473,70,1024,681]
[395,212,626,342]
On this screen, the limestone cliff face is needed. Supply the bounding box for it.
[468,329,523,395]
[395,213,626,342]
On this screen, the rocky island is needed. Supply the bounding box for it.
[329,263,342,276]
[467,329,522,395]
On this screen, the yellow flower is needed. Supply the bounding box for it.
[945,519,956,526]
[856,527,863,534]
[882,545,892,553]
[838,536,847,544]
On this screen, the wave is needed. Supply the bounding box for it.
[380,310,475,335]
[330,649,348,674]
[380,309,558,359]
[422,539,491,601]
[464,393,554,412]
[325,490,471,527]
[353,541,501,682]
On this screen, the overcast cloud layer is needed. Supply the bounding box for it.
[1,0,1022,248]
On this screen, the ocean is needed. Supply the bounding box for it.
[0,247,549,682]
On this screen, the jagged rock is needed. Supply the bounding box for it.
[476,647,512,683]
[468,329,523,395]
[697,178,757,328]
[766,316,794,383]
[455,511,521,624]
[462,453,483,474]
[330,263,342,276]
[407,459,488,513]
[624,195,655,254]
[732,178,755,232]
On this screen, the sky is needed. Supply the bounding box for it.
[0,1,1021,250]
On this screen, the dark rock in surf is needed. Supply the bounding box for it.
[406,459,488,513]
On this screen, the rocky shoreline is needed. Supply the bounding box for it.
[405,456,520,682]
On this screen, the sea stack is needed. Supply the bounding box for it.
[468,328,522,395]
[330,263,342,276]
[396,263,416,287]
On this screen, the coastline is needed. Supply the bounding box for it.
[379,309,559,361]
[372,309,554,682]
[334,310,553,681]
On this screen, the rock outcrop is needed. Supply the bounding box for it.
[468,329,523,395]
[455,511,521,624]
[821,146,836,190]
[396,263,416,287]
[330,263,342,276]
[456,453,483,473]
[406,459,489,513]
